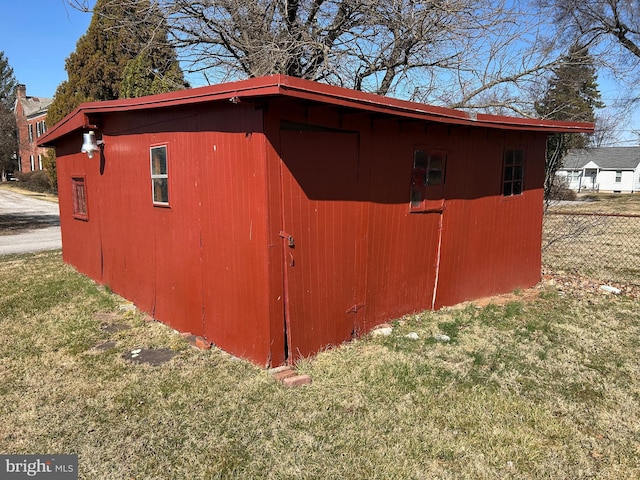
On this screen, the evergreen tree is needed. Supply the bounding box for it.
[120,53,187,98]
[45,0,187,188]
[535,44,604,201]
[47,0,187,127]
[0,52,17,107]
[120,55,155,99]
[46,81,88,128]
[0,51,17,180]
[41,149,58,192]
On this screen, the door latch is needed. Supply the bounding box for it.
[279,231,295,248]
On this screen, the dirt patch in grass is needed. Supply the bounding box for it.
[99,322,131,333]
[93,341,117,351]
[122,348,177,366]
[1,251,639,479]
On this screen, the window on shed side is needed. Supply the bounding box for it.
[71,177,88,220]
[615,171,622,183]
[502,148,525,196]
[410,149,446,211]
[150,145,169,205]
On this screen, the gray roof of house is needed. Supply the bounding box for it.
[561,146,640,170]
[17,95,53,118]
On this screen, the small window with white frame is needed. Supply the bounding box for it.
[615,171,622,183]
[150,145,169,205]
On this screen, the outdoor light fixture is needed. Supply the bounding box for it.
[81,131,104,159]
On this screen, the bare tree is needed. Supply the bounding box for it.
[540,0,640,92]
[532,0,640,144]
[138,0,516,98]
[593,107,630,146]
[542,0,640,58]
[67,0,607,116]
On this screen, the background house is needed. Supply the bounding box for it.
[39,75,592,367]
[14,84,53,173]
[557,146,640,193]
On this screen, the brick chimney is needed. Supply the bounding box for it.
[16,84,26,99]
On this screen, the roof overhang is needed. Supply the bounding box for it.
[38,74,594,148]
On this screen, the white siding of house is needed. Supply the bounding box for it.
[598,169,635,192]
[557,171,568,181]
[557,170,582,190]
[557,168,640,192]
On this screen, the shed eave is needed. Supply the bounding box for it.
[38,74,594,147]
[38,109,95,148]
[274,76,594,133]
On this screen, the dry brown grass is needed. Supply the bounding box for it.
[544,194,640,285]
[1,252,639,479]
[0,183,59,203]
[549,192,640,215]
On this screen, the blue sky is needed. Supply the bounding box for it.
[0,0,92,98]
[0,0,637,144]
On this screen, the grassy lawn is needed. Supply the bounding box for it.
[549,192,640,215]
[544,193,640,285]
[1,251,639,479]
[0,182,59,203]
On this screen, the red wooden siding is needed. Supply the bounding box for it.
[56,104,277,365]
[363,121,443,326]
[198,126,272,362]
[265,102,549,361]
[56,140,104,281]
[279,128,368,358]
[43,76,592,366]
[434,130,546,307]
[56,101,549,365]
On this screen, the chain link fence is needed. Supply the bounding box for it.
[542,212,640,285]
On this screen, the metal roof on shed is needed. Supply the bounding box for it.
[39,74,593,147]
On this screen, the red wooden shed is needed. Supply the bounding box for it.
[39,75,592,367]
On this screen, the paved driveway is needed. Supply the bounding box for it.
[0,188,61,255]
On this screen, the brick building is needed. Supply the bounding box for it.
[14,84,53,173]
